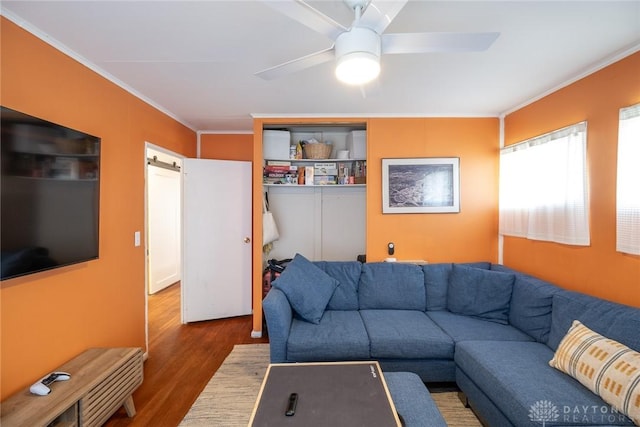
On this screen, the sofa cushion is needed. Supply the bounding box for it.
[423,262,491,311]
[492,265,562,343]
[547,291,640,352]
[550,320,640,425]
[447,264,515,324]
[428,311,534,343]
[314,261,361,310]
[422,263,452,311]
[273,253,338,324]
[360,310,454,359]
[509,275,560,343]
[359,263,425,310]
[456,340,635,426]
[287,310,370,361]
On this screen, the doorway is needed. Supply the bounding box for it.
[144,145,253,354]
[144,144,183,353]
[146,146,182,294]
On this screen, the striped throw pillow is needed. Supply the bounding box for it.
[549,320,640,425]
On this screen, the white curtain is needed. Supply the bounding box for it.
[499,122,590,246]
[616,103,640,255]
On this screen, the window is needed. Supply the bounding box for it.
[499,122,589,246]
[616,103,640,255]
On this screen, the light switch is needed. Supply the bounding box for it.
[134,231,141,247]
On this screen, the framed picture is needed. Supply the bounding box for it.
[382,157,460,214]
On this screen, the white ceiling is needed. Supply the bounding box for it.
[2,1,639,132]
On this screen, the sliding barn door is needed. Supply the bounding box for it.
[147,163,182,294]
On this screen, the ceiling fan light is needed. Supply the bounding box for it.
[334,27,381,85]
[335,51,380,85]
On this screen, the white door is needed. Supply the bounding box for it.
[182,158,252,323]
[148,164,182,294]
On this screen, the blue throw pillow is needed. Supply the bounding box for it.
[447,264,515,324]
[272,253,339,324]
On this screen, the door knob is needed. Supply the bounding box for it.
[243,237,251,243]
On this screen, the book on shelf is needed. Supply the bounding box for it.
[264,173,297,185]
[304,166,314,185]
[264,165,297,172]
[314,175,337,185]
[353,160,366,177]
[314,167,338,176]
[314,162,337,169]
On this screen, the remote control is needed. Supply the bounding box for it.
[30,372,71,395]
[285,393,298,416]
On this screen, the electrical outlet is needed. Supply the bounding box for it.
[134,231,141,247]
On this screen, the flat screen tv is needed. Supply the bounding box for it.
[1,106,100,280]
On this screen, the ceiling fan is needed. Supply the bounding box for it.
[256,0,500,85]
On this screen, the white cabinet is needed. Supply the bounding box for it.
[263,124,366,262]
[320,187,366,260]
[265,185,365,261]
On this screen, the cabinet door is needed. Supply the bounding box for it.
[321,187,366,260]
[266,186,319,260]
[265,186,365,261]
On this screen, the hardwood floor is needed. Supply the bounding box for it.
[104,282,268,427]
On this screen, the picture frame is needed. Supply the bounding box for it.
[382,157,460,214]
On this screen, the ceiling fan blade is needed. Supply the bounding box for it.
[359,0,408,34]
[382,32,500,54]
[262,0,347,40]
[255,47,335,80]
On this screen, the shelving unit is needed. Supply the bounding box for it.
[264,158,366,187]
[262,123,367,262]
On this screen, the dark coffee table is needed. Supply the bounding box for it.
[248,361,402,426]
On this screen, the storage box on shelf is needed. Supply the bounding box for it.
[347,130,366,159]
[263,130,291,160]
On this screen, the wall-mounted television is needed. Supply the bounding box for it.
[1,106,100,280]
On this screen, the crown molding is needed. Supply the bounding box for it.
[250,112,500,119]
[501,42,640,117]
[1,9,197,132]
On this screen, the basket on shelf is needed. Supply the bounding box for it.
[303,143,332,159]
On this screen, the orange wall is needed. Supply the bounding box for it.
[200,133,253,161]
[0,18,196,399]
[250,117,500,332]
[503,52,640,308]
[366,118,500,263]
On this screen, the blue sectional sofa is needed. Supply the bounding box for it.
[263,254,640,426]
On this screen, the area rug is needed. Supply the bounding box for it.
[180,344,481,426]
